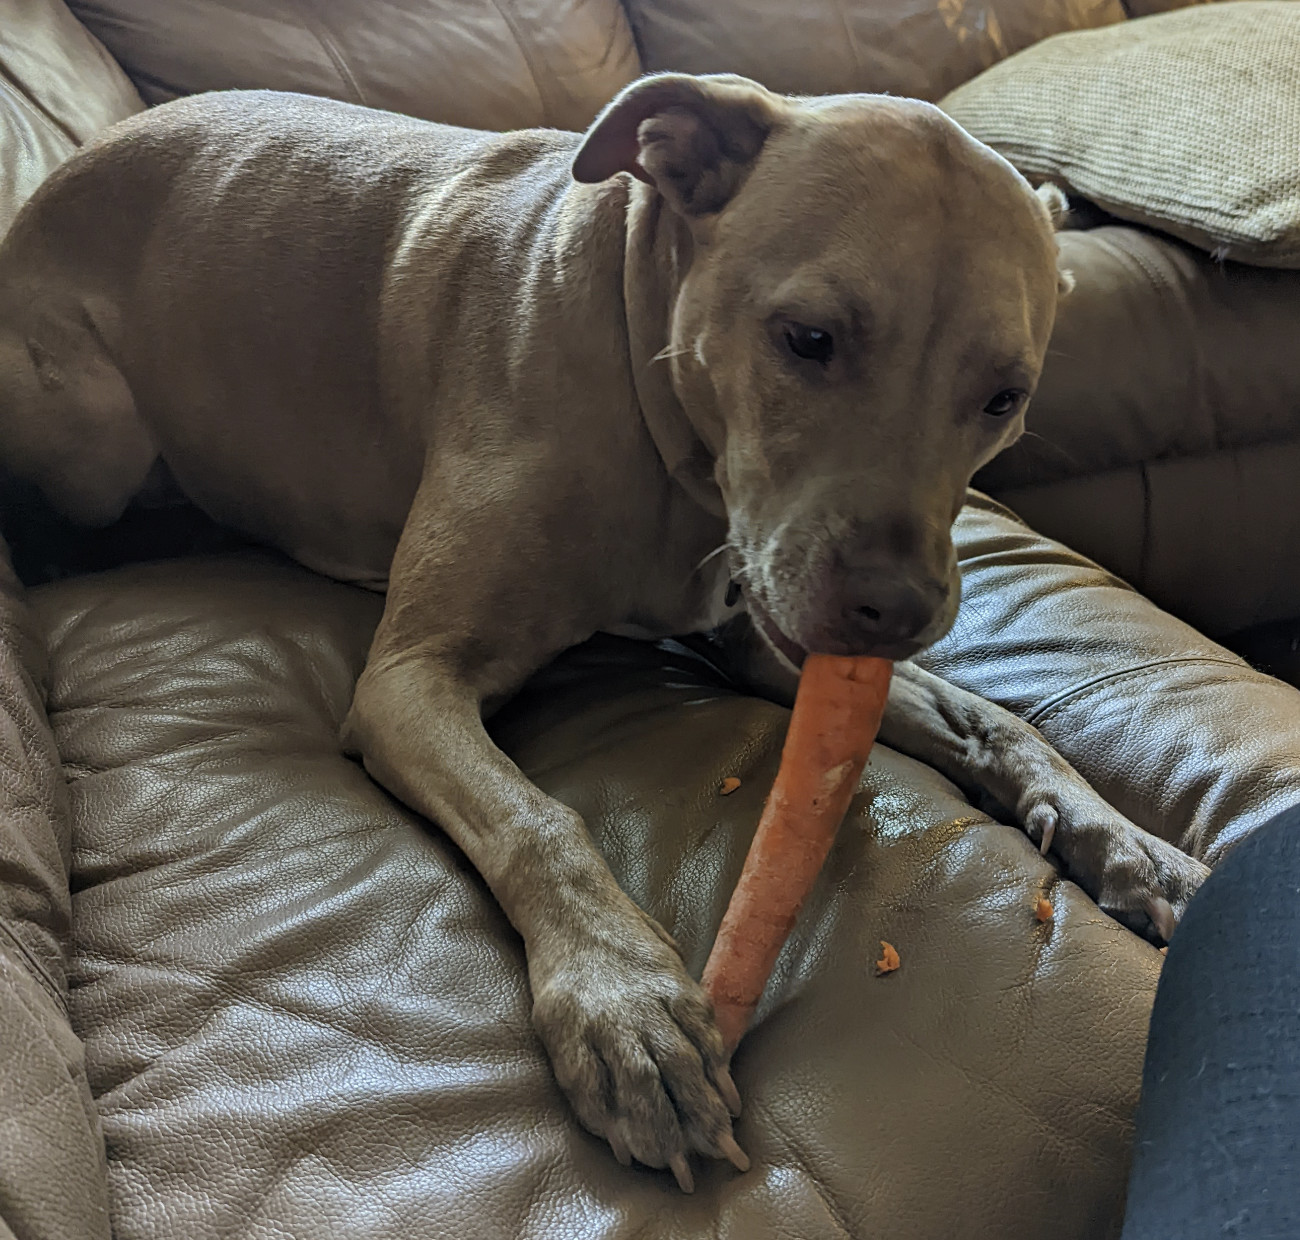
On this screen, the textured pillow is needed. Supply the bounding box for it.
[942,2,1300,267]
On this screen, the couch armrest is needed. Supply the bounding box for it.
[0,536,109,1240]
[921,492,1300,865]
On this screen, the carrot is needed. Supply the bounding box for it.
[702,653,894,1053]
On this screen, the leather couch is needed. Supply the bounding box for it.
[3,3,1299,1238]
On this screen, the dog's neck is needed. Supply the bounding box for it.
[621,184,727,521]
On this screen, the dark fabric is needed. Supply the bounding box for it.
[1121,803,1300,1240]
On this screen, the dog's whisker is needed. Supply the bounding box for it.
[1019,429,1081,467]
[692,543,730,575]
[650,343,689,364]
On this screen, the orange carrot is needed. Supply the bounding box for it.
[702,653,893,1053]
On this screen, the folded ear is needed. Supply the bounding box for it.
[573,73,784,216]
[1035,182,1070,230]
[1035,182,1076,295]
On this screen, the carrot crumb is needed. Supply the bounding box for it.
[719,776,742,796]
[1034,896,1054,922]
[876,940,900,975]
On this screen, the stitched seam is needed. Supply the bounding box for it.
[0,918,67,1017]
[487,0,554,124]
[285,0,369,107]
[829,0,866,80]
[0,74,77,150]
[1025,655,1249,727]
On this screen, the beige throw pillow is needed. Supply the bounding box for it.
[942,2,1300,267]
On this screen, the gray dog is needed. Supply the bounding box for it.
[0,73,1208,1189]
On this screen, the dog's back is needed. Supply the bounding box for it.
[0,90,586,584]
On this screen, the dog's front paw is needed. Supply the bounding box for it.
[529,906,748,1190]
[1019,782,1209,944]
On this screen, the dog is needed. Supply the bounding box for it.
[0,73,1209,1190]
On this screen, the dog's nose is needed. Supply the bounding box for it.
[841,572,946,649]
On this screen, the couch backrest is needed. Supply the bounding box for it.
[625,0,1131,102]
[64,0,642,132]
[0,0,142,235]
[63,0,1219,137]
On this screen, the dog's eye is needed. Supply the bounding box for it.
[984,388,1027,417]
[784,322,834,366]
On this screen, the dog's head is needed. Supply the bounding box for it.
[574,73,1069,665]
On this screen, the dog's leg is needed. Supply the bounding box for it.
[342,475,746,1189]
[713,615,1208,943]
[878,663,1208,942]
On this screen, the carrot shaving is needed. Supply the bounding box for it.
[875,940,901,975]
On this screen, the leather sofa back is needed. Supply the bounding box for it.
[624,0,1129,102]
[65,0,1216,135]
[66,0,641,131]
[0,0,141,235]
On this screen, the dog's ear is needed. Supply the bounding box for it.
[1035,183,1076,295]
[573,73,784,216]
[1035,182,1070,230]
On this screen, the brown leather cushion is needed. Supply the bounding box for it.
[34,549,1157,1239]
[622,0,1126,104]
[0,534,109,1240]
[65,0,641,132]
[974,228,1300,636]
[31,491,1300,1238]
[984,229,1300,494]
[921,494,1300,865]
[0,0,142,236]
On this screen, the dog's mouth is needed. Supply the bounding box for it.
[743,590,809,672]
[740,581,934,667]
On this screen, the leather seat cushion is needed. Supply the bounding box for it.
[34,550,1156,1240]
[32,490,1300,1237]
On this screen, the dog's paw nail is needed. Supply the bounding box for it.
[1038,808,1057,856]
[715,1065,743,1117]
[1146,895,1176,943]
[670,1153,695,1193]
[719,1132,750,1173]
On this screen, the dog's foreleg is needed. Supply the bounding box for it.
[879,662,1208,942]
[342,472,745,1188]
[715,614,1207,943]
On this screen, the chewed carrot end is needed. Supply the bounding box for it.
[1034,896,1054,922]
